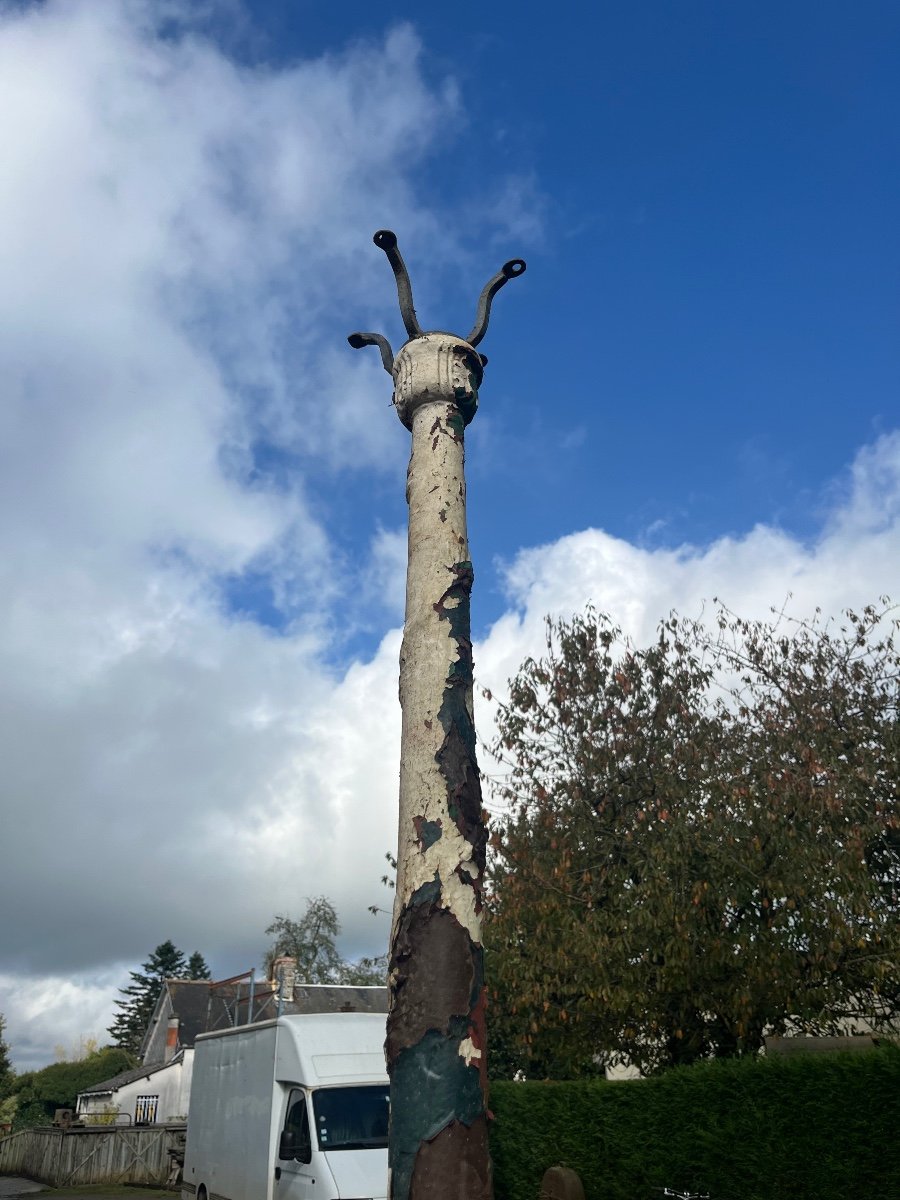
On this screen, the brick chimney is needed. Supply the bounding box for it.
[164,1016,179,1063]
[271,955,297,1000]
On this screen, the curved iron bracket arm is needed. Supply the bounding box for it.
[347,230,525,373]
[467,258,526,347]
[347,331,394,375]
[373,230,423,340]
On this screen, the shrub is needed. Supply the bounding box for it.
[490,1045,900,1200]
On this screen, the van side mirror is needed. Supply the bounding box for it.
[279,1128,311,1164]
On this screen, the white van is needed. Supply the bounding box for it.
[182,1012,389,1200]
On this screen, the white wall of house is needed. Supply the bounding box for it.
[77,1051,194,1124]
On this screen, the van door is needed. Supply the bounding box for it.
[312,1084,390,1200]
[275,1089,325,1200]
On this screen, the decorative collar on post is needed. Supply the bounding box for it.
[347,230,526,429]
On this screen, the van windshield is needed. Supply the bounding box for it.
[311,1085,390,1152]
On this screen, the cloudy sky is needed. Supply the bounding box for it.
[1,0,898,1070]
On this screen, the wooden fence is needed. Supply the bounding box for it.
[0,1123,186,1187]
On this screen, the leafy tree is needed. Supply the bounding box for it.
[54,1034,100,1062]
[0,1013,13,1098]
[367,851,397,917]
[10,1046,136,1130]
[187,951,212,980]
[19,1048,135,1129]
[266,898,344,982]
[338,955,388,985]
[266,897,387,986]
[486,601,900,1077]
[108,940,189,1054]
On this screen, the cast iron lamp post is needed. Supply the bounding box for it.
[349,231,525,1200]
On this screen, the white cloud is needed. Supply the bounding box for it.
[0,969,126,1070]
[472,433,900,827]
[9,427,899,1070]
[0,0,478,1068]
[477,430,900,699]
[1,0,898,1077]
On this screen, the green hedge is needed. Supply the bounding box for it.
[490,1045,900,1200]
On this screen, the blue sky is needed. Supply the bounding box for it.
[0,0,898,1068]
[231,1,899,640]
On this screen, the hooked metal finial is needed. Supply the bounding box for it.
[467,257,526,347]
[347,331,395,375]
[373,230,423,340]
[347,230,526,375]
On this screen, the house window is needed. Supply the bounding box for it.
[135,1095,159,1124]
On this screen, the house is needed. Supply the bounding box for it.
[75,1055,192,1125]
[76,962,388,1125]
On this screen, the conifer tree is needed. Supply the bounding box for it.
[187,951,211,980]
[108,940,189,1055]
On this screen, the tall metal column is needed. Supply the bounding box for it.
[349,232,525,1200]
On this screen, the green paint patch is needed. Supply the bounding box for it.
[408,874,442,908]
[432,562,475,687]
[432,560,484,863]
[446,657,472,682]
[432,564,476,753]
[451,386,477,428]
[414,816,443,850]
[390,1021,486,1200]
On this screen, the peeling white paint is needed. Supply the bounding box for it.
[458,1037,482,1066]
[391,334,486,948]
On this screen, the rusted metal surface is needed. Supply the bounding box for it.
[347,231,523,1200]
[386,905,475,1059]
[408,1119,492,1200]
